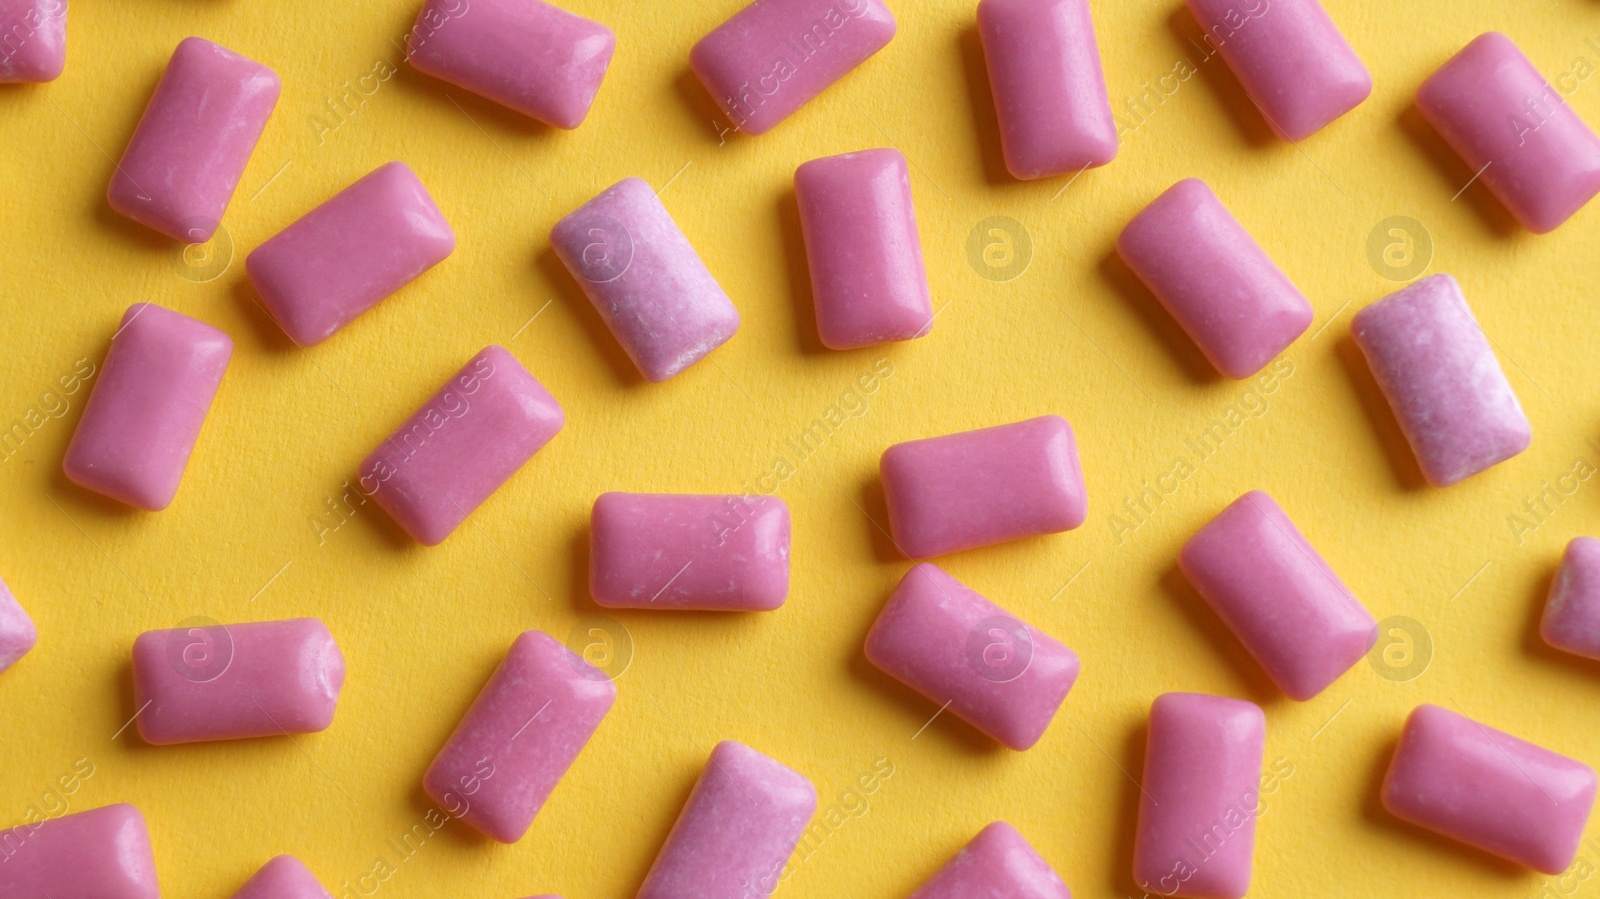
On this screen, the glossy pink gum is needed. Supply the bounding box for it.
[1542,537,1600,660]
[424,630,615,843]
[1117,178,1312,379]
[977,0,1116,178]
[551,177,739,382]
[909,821,1072,899]
[637,741,818,899]
[590,492,791,610]
[232,855,333,899]
[132,617,344,745]
[406,0,615,129]
[1180,490,1377,700]
[1382,704,1597,873]
[63,303,232,510]
[1133,692,1265,899]
[1418,32,1600,233]
[866,564,1079,750]
[795,148,932,349]
[691,0,896,136]
[0,803,159,897]
[881,415,1086,558]
[0,0,67,82]
[1186,0,1370,141]
[360,346,563,545]
[107,36,280,242]
[0,577,38,673]
[246,161,455,346]
[1351,273,1531,486]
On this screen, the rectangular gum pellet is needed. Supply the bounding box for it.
[690,0,896,136]
[232,855,333,899]
[0,803,159,897]
[1179,490,1377,700]
[1351,273,1531,486]
[132,617,345,745]
[1117,178,1312,379]
[977,0,1117,179]
[1541,536,1600,660]
[1418,33,1600,233]
[0,0,67,83]
[1133,692,1265,899]
[551,177,739,382]
[865,563,1079,750]
[406,0,615,129]
[908,822,1072,898]
[1382,704,1597,873]
[0,576,38,673]
[246,161,455,346]
[637,741,818,899]
[1186,0,1370,141]
[795,148,933,349]
[423,630,616,843]
[108,36,280,242]
[880,415,1086,558]
[359,345,564,544]
[590,492,791,610]
[63,303,233,510]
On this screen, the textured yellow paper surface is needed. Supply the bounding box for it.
[5,1,1600,896]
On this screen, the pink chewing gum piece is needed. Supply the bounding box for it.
[0,0,67,83]
[107,37,280,242]
[0,577,38,673]
[590,492,791,611]
[246,161,455,346]
[1133,692,1265,899]
[1542,536,1600,660]
[1351,273,1531,487]
[359,346,563,545]
[1179,490,1377,700]
[637,741,818,899]
[1117,178,1312,379]
[977,0,1116,179]
[405,0,615,129]
[690,0,896,137]
[63,303,232,510]
[232,856,334,899]
[551,177,740,382]
[909,821,1072,899]
[0,803,159,898]
[132,617,345,745]
[423,630,616,843]
[1418,32,1600,233]
[794,148,933,349]
[1382,704,1598,873]
[865,563,1079,750]
[1185,0,1370,141]
[881,415,1086,559]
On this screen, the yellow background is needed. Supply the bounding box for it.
[4,0,1600,896]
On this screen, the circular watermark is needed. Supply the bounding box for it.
[565,616,633,681]
[1365,216,1431,282]
[964,615,1034,683]
[966,216,1032,282]
[571,214,633,283]
[164,616,234,683]
[1366,615,1432,683]
[168,218,233,283]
